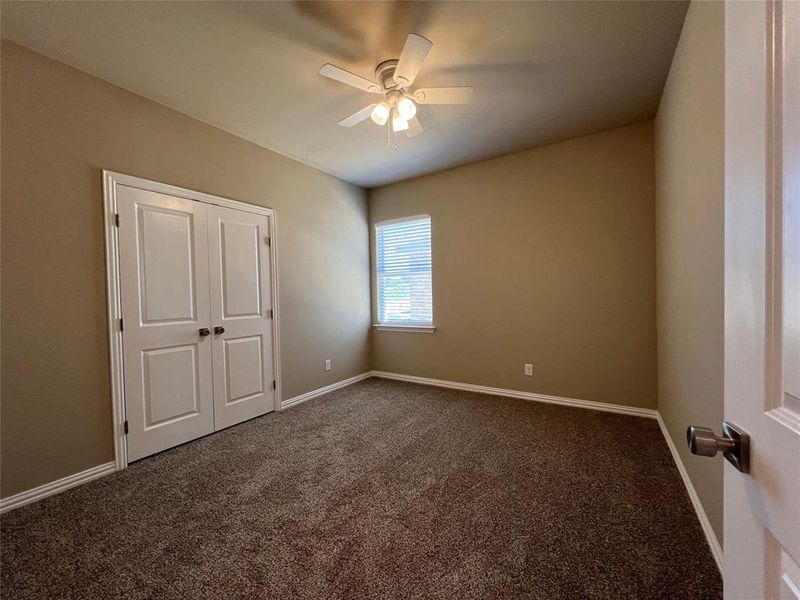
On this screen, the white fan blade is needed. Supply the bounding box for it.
[338,104,376,127]
[393,34,433,86]
[320,64,381,93]
[414,87,473,105]
[406,116,424,137]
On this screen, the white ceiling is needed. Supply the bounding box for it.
[1,1,687,188]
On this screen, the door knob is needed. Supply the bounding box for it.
[686,421,750,473]
[214,326,225,335]
[199,327,211,336]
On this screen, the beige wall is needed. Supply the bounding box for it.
[0,42,371,498]
[654,1,725,542]
[369,122,657,410]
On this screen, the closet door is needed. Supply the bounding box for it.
[207,205,275,430]
[117,186,214,462]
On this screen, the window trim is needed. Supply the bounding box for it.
[373,214,435,331]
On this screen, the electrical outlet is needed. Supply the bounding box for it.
[524,363,534,376]
[325,359,331,372]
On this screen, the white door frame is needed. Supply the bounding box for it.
[102,170,282,471]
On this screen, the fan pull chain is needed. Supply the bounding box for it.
[384,109,399,149]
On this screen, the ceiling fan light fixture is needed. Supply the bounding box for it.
[371,102,390,126]
[397,95,417,120]
[391,110,409,132]
[320,33,473,143]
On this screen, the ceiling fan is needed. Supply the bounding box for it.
[319,33,473,143]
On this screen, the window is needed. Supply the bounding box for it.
[375,215,433,330]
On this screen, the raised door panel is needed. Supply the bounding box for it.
[208,205,274,430]
[138,207,197,324]
[224,336,265,404]
[142,345,200,428]
[220,221,262,318]
[117,185,214,462]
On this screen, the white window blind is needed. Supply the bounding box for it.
[376,216,432,325]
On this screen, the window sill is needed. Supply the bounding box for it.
[372,324,436,333]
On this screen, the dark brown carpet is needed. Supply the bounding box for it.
[1,378,721,599]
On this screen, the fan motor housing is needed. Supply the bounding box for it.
[375,59,401,91]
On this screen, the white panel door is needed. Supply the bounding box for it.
[724,2,800,598]
[207,204,275,430]
[117,186,214,462]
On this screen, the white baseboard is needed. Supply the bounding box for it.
[281,371,373,410]
[655,414,724,574]
[0,461,116,514]
[370,370,659,419]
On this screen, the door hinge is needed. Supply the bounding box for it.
[119,317,124,331]
[114,213,120,227]
[123,420,129,435]
[265,235,271,247]
[273,380,277,390]
[267,309,273,319]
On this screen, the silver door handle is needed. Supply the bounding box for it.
[686,421,750,473]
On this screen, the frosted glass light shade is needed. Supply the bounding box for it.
[397,96,417,120]
[371,102,390,125]
[392,111,409,132]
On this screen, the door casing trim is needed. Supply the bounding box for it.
[102,170,282,471]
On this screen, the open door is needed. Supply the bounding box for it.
[723,1,800,597]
